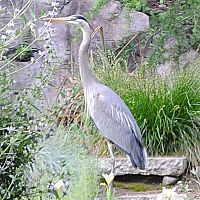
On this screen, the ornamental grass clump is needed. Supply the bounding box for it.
[136,65,200,163]
[94,56,200,165]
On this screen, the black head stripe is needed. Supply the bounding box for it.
[76,15,87,22]
[75,15,94,31]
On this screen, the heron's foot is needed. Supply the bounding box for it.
[110,156,115,174]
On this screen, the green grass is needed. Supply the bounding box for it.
[93,55,200,165]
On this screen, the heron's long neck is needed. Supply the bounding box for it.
[78,26,96,87]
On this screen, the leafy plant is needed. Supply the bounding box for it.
[149,0,200,65]
[87,0,110,19]
[0,69,47,199]
[0,2,62,199]
[114,0,199,68]
[25,126,98,200]
[119,0,149,11]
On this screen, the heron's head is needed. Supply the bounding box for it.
[43,15,89,28]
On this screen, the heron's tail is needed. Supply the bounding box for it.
[129,141,148,170]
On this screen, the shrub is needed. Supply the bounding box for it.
[0,71,46,199]
[1,1,106,199]
[119,0,149,11]
[25,126,98,200]
[114,0,200,67]
[0,2,60,199]
[149,0,200,65]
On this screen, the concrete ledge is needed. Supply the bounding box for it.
[115,193,187,200]
[98,157,187,176]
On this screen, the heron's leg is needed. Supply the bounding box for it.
[106,140,115,174]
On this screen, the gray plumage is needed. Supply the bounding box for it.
[85,83,147,169]
[46,15,147,171]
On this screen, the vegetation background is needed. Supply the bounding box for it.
[0,0,199,199]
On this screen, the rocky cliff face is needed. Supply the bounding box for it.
[0,0,150,106]
[0,0,198,106]
[0,0,150,59]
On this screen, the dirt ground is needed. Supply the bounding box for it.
[147,0,175,11]
[184,176,200,199]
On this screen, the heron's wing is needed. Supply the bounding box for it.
[90,87,143,155]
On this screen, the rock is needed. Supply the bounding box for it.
[164,38,176,51]
[157,61,173,78]
[163,37,176,59]
[179,49,199,69]
[93,0,150,47]
[98,157,187,177]
[157,47,199,77]
[196,166,200,180]
[162,176,179,186]
[114,193,188,200]
[0,59,70,107]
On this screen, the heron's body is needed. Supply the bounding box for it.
[85,83,146,169]
[45,15,147,171]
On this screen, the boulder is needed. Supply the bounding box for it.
[98,157,187,177]
[179,49,199,69]
[163,37,177,59]
[162,176,179,186]
[157,61,173,78]
[0,60,70,107]
[93,0,150,47]
[196,166,200,180]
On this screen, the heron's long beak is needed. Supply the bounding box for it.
[42,17,69,23]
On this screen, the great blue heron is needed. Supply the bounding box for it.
[44,15,147,173]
